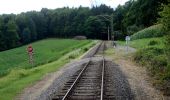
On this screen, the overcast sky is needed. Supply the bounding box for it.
[0,0,129,14]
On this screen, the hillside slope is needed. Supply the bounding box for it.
[0,39,92,76]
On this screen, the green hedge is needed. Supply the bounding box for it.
[131,24,164,40]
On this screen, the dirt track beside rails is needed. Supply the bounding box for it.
[105,41,169,100]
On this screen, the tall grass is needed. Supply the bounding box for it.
[131,24,164,40]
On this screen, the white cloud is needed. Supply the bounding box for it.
[0,0,129,14]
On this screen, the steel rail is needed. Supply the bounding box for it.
[100,42,105,100]
[62,59,91,100]
[62,41,104,100]
[100,56,105,100]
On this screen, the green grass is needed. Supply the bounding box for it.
[131,24,164,40]
[0,39,92,76]
[0,39,96,100]
[117,37,165,49]
[118,37,170,95]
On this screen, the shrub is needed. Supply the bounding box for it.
[134,47,165,71]
[151,55,167,72]
[131,24,164,40]
[68,55,76,59]
[159,4,170,67]
[82,47,88,52]
[148,40,158,46]
[133,41,170,95]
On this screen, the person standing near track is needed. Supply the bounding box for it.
[27,45,34,65]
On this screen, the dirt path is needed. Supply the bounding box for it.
[105,41,169,100]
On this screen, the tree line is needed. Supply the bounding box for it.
[0,0,168,51]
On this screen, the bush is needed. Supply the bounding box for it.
[131,24,164,40]
[68,55,76,59]
[159,4,170,67]
[133,39,170,95]
[134,47,169,84]
[83,47,88,52]
[151,55,167,72]
[134,47,166,72]
[148,40,158,46]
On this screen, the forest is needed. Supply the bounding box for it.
[0,0,168,51]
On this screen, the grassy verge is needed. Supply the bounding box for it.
[0,39,96,100]
[118,37,170,95]
[117,37,165,49]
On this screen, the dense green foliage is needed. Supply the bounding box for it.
[157,4,170,95]
[127,3,170,95]
[0,5,112,51]
[131,24,164,40]
[134,47,166,70]
[113,0,168,36]
[0,39,92,76]
[159,4,170,67]
[134,45,170,95]
[134,46,168,79]
[0,0,168,51]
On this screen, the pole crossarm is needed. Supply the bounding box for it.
[97,15,111,21]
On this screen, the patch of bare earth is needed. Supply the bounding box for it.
[16,69,64,100]
[105,42,169,100]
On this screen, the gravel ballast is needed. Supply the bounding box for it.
[18,41,101,100]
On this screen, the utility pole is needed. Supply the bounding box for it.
[110,14,114,41]
[97,14,114,41]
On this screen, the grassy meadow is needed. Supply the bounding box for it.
[0,38,96,99]
[0,39,92,76]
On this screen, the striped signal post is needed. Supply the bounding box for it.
[27,45,34,66]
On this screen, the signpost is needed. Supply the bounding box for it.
[125,36,130,53]
[27,45,34,66]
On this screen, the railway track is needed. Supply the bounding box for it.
[52,41,105,100]
[52,41,133,100]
